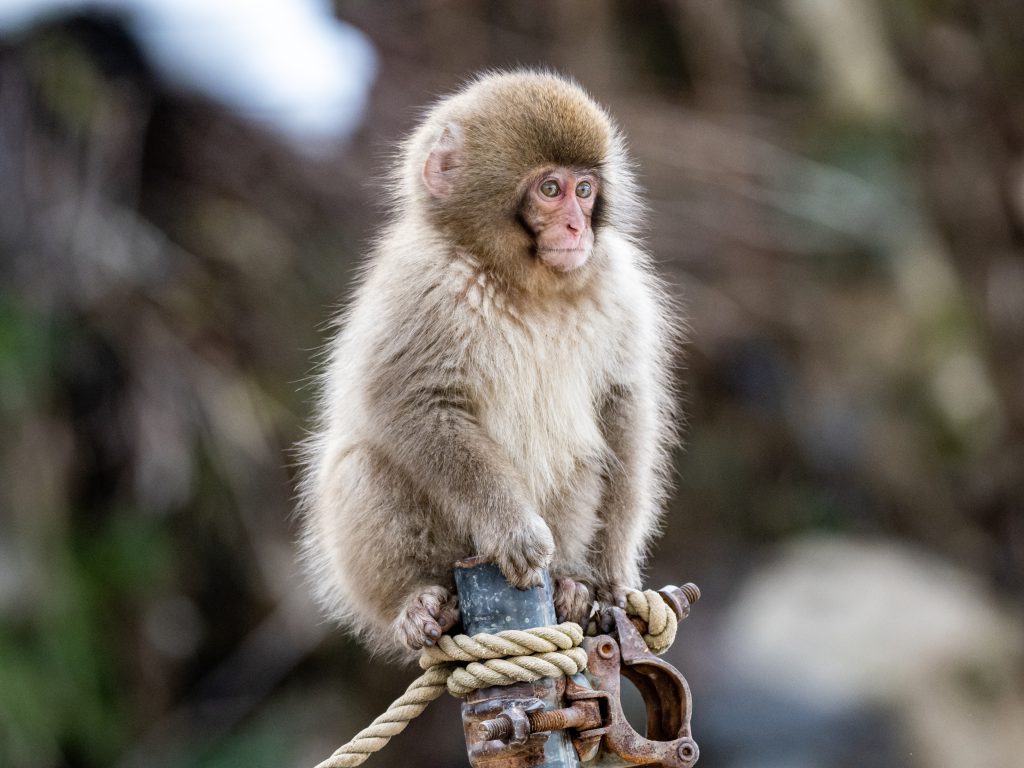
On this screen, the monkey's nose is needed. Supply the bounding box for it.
[562,225,583,248]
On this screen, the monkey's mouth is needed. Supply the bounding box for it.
[537,247,590,272]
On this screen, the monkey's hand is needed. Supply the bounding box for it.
[396,586,461,650]
[554,576,594,625]
[483,512,554,589]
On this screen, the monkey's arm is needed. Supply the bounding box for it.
[592,375,671,604]
[365,356,554,587]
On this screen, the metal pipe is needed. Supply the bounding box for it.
[454,556,583,768]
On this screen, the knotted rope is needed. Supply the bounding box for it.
[314,589,676,768]
[624,588,678,654]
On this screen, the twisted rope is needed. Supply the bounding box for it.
[313,666,451,768]
[423,622,588,696]
[624,588,677,654]
[314,590,672,768]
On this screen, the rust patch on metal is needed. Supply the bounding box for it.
[462,684,549,768]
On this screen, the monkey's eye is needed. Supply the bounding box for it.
[576,180,593,199]
[540,179,561,198]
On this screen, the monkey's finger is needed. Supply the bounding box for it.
[436,597,460,633]
[515,566,545,589]
[520,566,546,589]
[497,550,529,587]
[416,616,443,645]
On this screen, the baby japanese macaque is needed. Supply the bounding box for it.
[298,71,678,654]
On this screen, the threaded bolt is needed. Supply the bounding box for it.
[476,714,513,741]
[655,583,702,623]
[680,583,701,604]
[476,702,601,742]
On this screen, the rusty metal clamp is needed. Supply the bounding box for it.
[565,596,699,767]
[464,575,700,768]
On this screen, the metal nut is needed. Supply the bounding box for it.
[676,738,699,763]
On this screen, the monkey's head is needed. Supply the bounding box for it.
[401,71,641,291]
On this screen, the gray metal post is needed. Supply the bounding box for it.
[454,556,582,768]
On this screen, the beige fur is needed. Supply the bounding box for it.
[297,70,679,656]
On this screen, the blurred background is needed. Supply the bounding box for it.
[2,1,1023,767]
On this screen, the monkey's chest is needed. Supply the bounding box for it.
[475,337,608,506]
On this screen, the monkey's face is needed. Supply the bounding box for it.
[520,167,598,273]
[418,72,624,289]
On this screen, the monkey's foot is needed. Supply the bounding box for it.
[595,584,630,610]
[554,576,594,625]
[396,586,460,650]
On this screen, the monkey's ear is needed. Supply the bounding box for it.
[423,123,462,199]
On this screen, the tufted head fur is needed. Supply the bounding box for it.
[395,70,642,294]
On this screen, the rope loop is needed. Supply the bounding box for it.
[446,646,588,696]
[624,588,678,655]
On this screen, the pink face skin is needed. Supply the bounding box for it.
[522,167,599,272]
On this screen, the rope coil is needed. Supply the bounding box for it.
[625,588,678,655]
[421,622,587,696]
[314,590,675,768]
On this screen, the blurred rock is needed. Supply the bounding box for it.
[705,536,1024,768]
